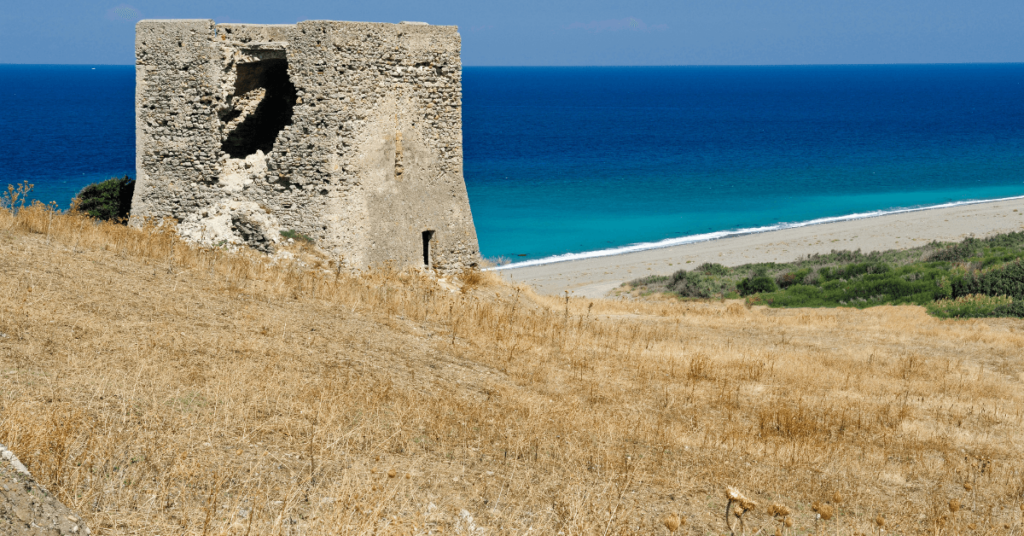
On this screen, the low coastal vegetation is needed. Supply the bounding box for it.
[628,231,1024,318]
[279,229,316,243]
[72,175,136,222]
[1,198,1023,534]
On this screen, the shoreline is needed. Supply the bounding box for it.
[489,194,1024,272]
[499,196,1024,298]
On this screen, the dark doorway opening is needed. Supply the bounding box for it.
[221,59,297,158]
[422,230,435,266]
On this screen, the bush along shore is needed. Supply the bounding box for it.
[72,175,135,222]
[626,231,1024,318]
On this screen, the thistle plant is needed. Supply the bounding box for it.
[947,498,960,533]
[832,492,844,535]
[767,503,792,535]
[725,487,757,536]
[812,501,834,534]
[874,514,886,535]
[661,513,685,533]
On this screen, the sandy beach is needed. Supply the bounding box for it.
[499,197,1024,298]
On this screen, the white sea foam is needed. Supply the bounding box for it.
[487,194,1024,271]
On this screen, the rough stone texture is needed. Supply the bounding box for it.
[0,444,90,535]
[132,19,480,272]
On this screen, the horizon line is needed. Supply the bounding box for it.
[3,61,1024,68]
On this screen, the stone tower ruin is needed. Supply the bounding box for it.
[131,19,480,271]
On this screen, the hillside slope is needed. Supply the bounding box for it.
[1,204,1023,535]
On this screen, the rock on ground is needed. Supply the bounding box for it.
[0,444,90,535]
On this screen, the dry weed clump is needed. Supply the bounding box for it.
[660,512,683,533]
[1,202,1024,535]
[766,502,793,535]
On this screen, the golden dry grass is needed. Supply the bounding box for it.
[1,203,1024,535]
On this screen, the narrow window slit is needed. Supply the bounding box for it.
[422,230,434,266]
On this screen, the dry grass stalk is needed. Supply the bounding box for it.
[0,202,1023,534]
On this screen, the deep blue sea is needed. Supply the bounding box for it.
[3,64,1024,262]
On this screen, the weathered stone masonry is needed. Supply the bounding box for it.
[132,19,480,271]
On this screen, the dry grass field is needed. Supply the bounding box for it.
[1,203,1023,535]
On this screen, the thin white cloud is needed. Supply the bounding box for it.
[105,4,143,23]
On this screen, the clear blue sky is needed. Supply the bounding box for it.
[1,0,1022,66]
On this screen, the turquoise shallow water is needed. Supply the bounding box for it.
[2,64,1024,262]
[468,181,1024,265]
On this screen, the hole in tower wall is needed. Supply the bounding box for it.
[221,58,297,159]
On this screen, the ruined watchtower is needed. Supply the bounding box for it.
[131,19,480,271]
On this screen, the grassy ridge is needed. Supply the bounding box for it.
[628,232,1024,318]
[2,202,1024,534]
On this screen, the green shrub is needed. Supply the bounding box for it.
[737,275,777,296]
[929,237,981,262]
[73,175,135,222]
[776,268,812,289]
[280,229,314,243]
[668,268,736,298]
[992,300,1024,318]
[628,233,1024,316]
[952,259,1024,301]
[926,294,1014,319]
[695,262,729,276]
[669,270,713,298]
[935,276,953,299]
[630,275,670,286]
[819,262,890,282]
[929,233,1024,263]
[775,272,799,288]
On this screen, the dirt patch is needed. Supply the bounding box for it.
[1,445,90,535]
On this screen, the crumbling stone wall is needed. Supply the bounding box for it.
[132,19,480,271]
